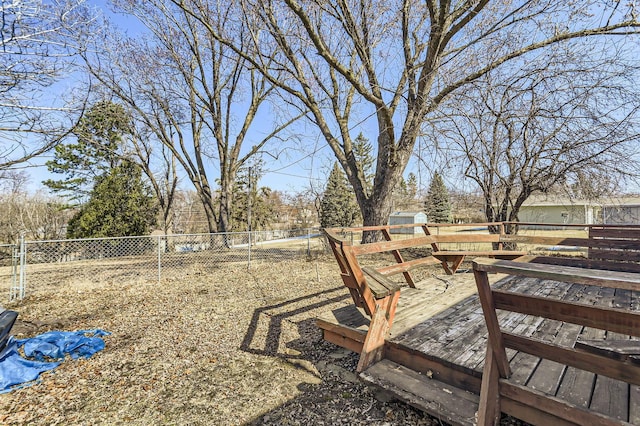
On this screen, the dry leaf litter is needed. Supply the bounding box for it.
[0,255,525,425]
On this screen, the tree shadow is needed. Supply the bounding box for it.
[241,286,350,365]
[240,286,441,424]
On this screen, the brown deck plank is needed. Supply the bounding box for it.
[524,284,585,395]
[487,286,580,387]
[526,321,583,395]
[360,359,479,426]
[391,275,481,336]
[466,281,579,373]
[554,284,609,408]
[318,274,482,342]
[589,287,632,421]
[395,276,526,350]
[499,282,581,386]
[424,277,568,373]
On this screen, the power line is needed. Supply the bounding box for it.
[265,170,324,181]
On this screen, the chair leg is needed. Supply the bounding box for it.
[356,307,389,372]
[477,345,502,426]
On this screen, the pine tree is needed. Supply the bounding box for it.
[66,161,158,238]
[229,165,276,231]
[44,101,132,202]
[392,173,419,211]
[406,173,418,200]
[320,163,360,228]
[352,132,375,195]
[425,172,452,223]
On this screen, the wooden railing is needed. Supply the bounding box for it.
[324,222,640,374]
[474,257,640,425]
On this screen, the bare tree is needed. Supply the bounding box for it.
[80,0,300,233]
[282,189,319,229]
[0,172,70,242]
[127,124,179,234]
[174,0,640,240]
[430,56,640,233]
[20,192,71,240]
[171,190,208,234]
[0,0,96,168]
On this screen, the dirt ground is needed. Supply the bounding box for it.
[0,255,446,425]
[1,254,526,425]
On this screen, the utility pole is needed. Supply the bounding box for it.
[248,166,252,234]
[247,166,252,269]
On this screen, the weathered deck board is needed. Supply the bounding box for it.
[395,277,570,375]
[318,272,640,424]
[318,273,486,340]
[589,287,632,421]
[554,284,608,408]
[360,359,479,426]
[498,281,576,387]
[523,284,585,396]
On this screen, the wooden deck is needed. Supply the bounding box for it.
[317,272,640,425]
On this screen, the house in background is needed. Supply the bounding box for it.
[601,197,640,224]
[517,196,600,225]
[388,211,428,234]
[517,195,640,226]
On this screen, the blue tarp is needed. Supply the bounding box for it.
[0,329,110,393]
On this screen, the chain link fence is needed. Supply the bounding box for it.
[2,229,325,302]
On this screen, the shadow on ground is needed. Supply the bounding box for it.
[239,286,441,425]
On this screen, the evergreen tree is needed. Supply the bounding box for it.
[44,101,132,202]
[320,163,360,228]
[425,172,452,223]
[229,165,276,231]
[352,132,375,195]
[406,173,418,200]
[392,173,420,211]
[66,161,158,238]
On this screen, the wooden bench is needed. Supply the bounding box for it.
[322,224,527,371]
[324,227,433,371]
[473,257,640,425]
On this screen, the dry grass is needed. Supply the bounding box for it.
[1,255,443,425]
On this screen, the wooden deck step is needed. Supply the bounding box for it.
[359,359,479,426]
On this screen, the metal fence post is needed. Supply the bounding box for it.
[157,235,162,284]
[18,234,26,300]
[9,245,18,302]
[247,231,251,270]
[307,228,311,256]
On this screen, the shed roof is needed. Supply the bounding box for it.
[389,211,426,217]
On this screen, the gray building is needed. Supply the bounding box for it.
[388,211,428,234]
[602,197,640,224]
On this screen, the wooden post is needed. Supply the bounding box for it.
[473,269,511,378]
[477,345,502,426]
[357,305,390,372]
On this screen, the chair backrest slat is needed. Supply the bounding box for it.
[492,290,640,338]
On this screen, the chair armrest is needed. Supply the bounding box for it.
[362,267,401,299]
